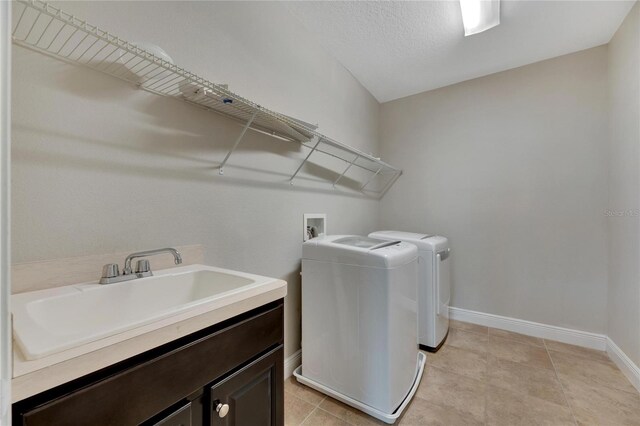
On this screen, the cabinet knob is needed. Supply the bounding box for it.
[216,402,230,418]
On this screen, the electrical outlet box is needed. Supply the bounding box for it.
[303,214,327,242]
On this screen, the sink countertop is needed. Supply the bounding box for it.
[11,264,287,402]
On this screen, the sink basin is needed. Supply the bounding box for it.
[12,264,286,361]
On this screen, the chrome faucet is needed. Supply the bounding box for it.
[123,248,182,275]
[100,247,183,284]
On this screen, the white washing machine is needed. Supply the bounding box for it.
[369,231,451,351]
[294,235,426,424]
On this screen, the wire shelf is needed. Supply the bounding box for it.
[12,0,402,196]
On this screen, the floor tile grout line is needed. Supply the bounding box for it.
[317,395,327,407]
[309,403,356,425]
[484,335,489,426]
[429,362,487,383]
[543,347,640,397]
[455,322,547,349]
[488,328,544,342]
[444,327,561,377]
[314,405,359,426]
[414,384,484,424]
[289,386,359,426]
[545,346,632,374]
[284,390,311,407]
[284,379,327,407]
[479,341,556,374]
[422,345,490,424]
[450,325,489,338]
[543,341,610,360]
[299,406,319,426]
[545,347,610,364]
[489,333,547,349]
[545,344,640,423]
[284,389,324,426]
[544,339,579,426]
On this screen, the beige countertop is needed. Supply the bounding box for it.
[12,269,286,402]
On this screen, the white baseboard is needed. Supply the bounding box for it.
[449,306,607,351]
[606,337,640,393]
[284,349,302,379]
[285,309,640,393]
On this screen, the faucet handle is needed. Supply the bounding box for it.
[135,259,151,274]
[101,263,119,279]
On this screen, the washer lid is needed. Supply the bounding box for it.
[302,235,417,268]
[333,236,401,250]
[368,230,448,252]
[369,230,431,240]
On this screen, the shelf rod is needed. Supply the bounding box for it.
[378,170,402,197]
[12,3,28,36]
[290,135,321,184]
[333,154,359,188]
[65,32,91,58]
[360,166,382,191]
[21,5,41,40]
[34,15,54,46]
[219,110,257,175]
[76,36,100,60]
[55,27,80,55]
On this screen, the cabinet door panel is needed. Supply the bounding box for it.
[151,402,192,426]
[209,346,283,426]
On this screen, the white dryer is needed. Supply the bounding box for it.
[369,231,451,351]
[294,235,426,424]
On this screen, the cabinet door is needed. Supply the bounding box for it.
[150,402,192,426]
[140,388,204,426]
[209,346,283,426]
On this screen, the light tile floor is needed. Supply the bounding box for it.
[285,320,640,425]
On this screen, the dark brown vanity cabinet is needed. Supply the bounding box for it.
[13,300,285,426]
[209,347,283,426]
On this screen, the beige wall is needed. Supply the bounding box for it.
[12,0,639,367]
[607,2,640,366]
[379,47,610,334]
[11,1,381,359]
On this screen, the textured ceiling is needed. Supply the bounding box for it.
[285,1,635,102]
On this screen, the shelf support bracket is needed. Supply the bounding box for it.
[333,154,359,188]
[219,110,258,175]
[360,166,382,191]
[290,135,321,184]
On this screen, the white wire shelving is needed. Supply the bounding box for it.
[11,0,402,196]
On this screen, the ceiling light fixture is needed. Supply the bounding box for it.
[459,0,500,36]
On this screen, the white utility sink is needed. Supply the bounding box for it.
[12,264,286,361]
